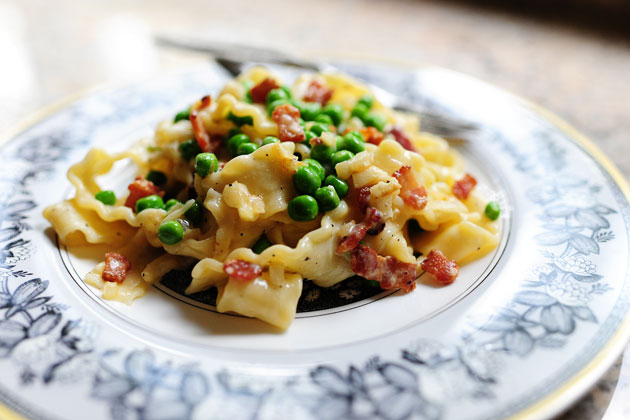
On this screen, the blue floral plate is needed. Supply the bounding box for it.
[1,62,629,420]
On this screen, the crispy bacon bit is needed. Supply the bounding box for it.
[190,95,217,153]
[389,127,415,151]
[421,249,459,285]
[392,165,428,210]
[453,173,477,200]
[350,244,417,292]
[124,177,164,209]
[102,252,131,283]
[337,224,368,253]
[357,186,372,214]
[223,259,263,282]
[249,77,280,104]
[364,206,385,235]
[336,207,384,253]
[271,104,305,142]
[360,127,384,145]
[303,80,333,105]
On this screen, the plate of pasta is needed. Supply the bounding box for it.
[0,60,629,420]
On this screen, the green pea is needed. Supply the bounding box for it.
[244,90,253,104]
[314,113,334,126]
[331,150,355,167]
[281,85,292,99]
[358,94,374,109]
[266,88,289,105]
[179,139,202,161]
[289,98,302,111]
[337,132,365,154]
[298,117,306,130]
[309,122,330,136]
[135,195,165,213]
[227,111,254,127]
[345,130,365,143]
[165,199,180,211]
[324,175,349,198]
[351,103,369,120]
[95,190,116,206]
[267,98,289,116]
[322,103,344,125]
[293,165,322,195]
[252,234,272,254]
[314,186,340,212]
[364,112,387,132]
[485,201,501,220]
[310,144,335,164]
[146,170,167,186]
[300,102,322,121]
[237,142,258,156]
[227,133,251,156]
[288,195,319,221]
[158,220,184,245]
[185,201,203,226]
[195,153,219,178]
[303,159,325,182]
[173,108,190,123]
[262,136,280,145]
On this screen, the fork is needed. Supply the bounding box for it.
[155,36,477,140]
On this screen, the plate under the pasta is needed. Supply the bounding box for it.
[1,62,629,420]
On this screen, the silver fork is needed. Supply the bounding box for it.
[155,36,477,140]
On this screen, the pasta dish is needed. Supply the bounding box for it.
[44,68,501,329]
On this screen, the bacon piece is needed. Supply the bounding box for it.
[453,173,477,200]
[389,127,415,152]
[360,127,384,146]
[102,252,131,283]
[350,244,417,292]
[124,177,164,209]
[392,165,428,210]
[249,78,280,104]
[337,224,368,254]
[271,104,305,142]
[336,207,384,253]
[190,95,217,153]
[303,80,333,105]
[309,137,324,147]
[356,186,372,214]
[364,206,385,235]
[223,259,263,282]
[421,249,459,285]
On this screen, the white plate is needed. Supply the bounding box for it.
[0,62,629,420]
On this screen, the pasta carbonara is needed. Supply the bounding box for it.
[44,68,501,329]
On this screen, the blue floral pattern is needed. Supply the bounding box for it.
[0,71,213,419]
[92,350,209,420]
[0,65,628,420]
